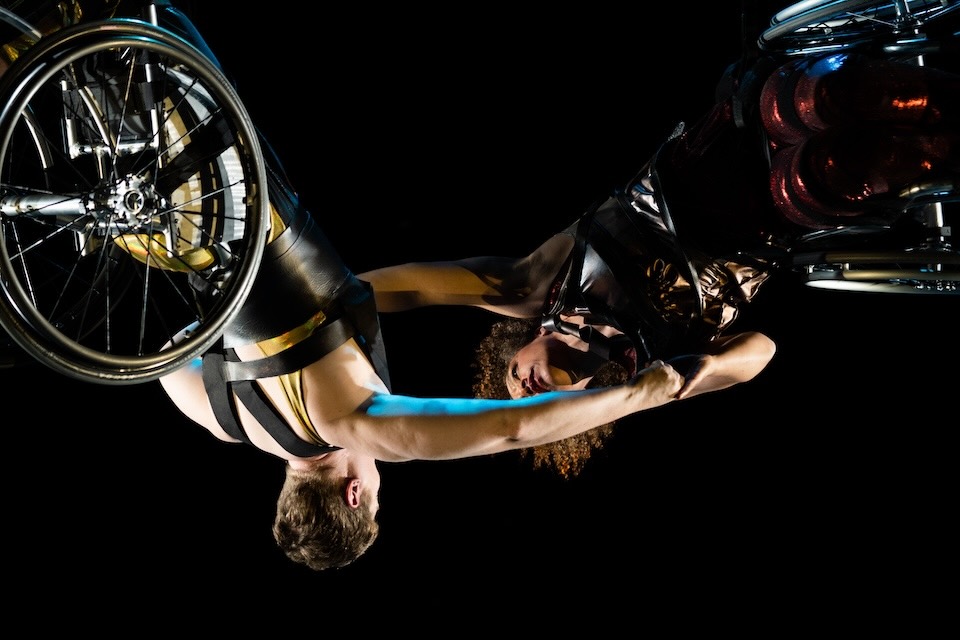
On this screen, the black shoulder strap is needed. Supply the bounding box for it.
[201,339,334,457]
[201,341,251,445]
[200,282,388,458]
[230,379,334,458]
[541,198,601,322]
[221,281,390,390]
[221,316,356,381]
[541,198,648,359]
[644,146,705,316]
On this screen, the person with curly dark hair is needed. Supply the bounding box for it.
[470,318,684,478]
[361,42,959,478]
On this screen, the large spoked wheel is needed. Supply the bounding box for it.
[0,19,269,385]
[759,0,960,58]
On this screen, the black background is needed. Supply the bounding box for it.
[2,0,956,624]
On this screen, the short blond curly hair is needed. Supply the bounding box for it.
[272,466,379,570]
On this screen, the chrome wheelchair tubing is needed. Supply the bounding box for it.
[760,0,960,57]
[760,0,959,294]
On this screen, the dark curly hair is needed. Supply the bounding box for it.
[273,468,379,571]
[472,318,628,479]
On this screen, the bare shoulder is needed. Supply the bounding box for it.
[509,233,575,297]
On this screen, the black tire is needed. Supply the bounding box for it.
[0,19,268,384]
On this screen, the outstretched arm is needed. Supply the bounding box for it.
[343,334,774,463]
[670,331,776,400]
[160,337,684,463]
[327,359,685,463]
[359,234,574,317]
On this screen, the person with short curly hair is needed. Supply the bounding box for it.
[273,464,380,571]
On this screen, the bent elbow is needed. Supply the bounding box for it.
[760,334,777,366]
[746,334,777,380]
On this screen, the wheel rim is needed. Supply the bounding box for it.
[0,20,268,384]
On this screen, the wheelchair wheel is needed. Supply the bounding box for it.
[0,19,269,385]
[792,248,960,293]
[759,0,960,58]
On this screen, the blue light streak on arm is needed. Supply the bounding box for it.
[363,391,563,417]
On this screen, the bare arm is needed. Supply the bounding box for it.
[343,334,774,462]
[327,359,684,463]
[159,338,685,463]
[160,332,768,465]
[358,234,574,317]
[671,331,776,400]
